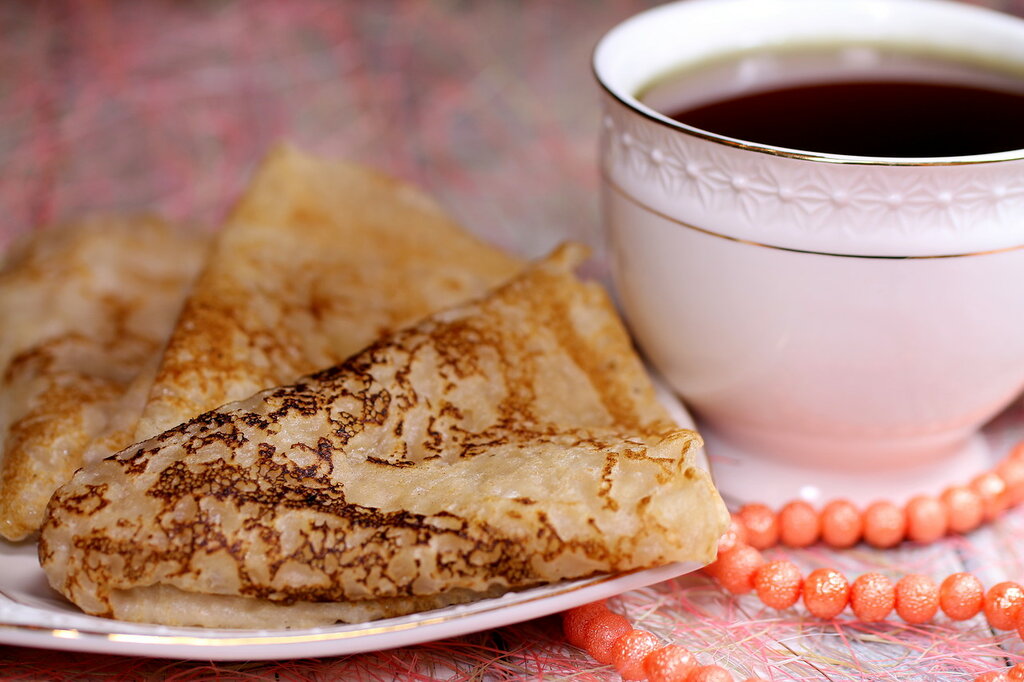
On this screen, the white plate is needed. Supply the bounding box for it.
[0,375,708,661]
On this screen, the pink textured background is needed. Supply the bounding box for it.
[2,1,1024,679]
[0,0,653,262]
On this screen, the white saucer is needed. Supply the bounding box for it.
[703,425,995,508]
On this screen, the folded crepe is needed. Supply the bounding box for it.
[133,144,523,442]
[0,217,209,541]
[1,146,518,542]
[39,244,729,629]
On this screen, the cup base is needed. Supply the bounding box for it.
[702,421,994,508]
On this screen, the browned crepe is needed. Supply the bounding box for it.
[0,217,209,541]
[133,144,523,442]
[39,244,729,629]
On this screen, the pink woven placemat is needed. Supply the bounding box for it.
[0,0,652,263]
[2,1,1024,679]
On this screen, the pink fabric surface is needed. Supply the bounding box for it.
[0,0,651,263]
[3,1,1024,679]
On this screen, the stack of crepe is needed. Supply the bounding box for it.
[1,145,728,628]
[1,145,520,542]
[0,216,210,541]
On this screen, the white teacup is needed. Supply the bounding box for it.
[594,0,1024,505]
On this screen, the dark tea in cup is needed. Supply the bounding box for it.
[639,47,1024,158]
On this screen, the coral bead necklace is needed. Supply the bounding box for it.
[561,441,1024,681]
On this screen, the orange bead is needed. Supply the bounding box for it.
[850,572,895,622]
[997,457,1024,507]
[754,560,803,610]
[716,514,749,556]
[984,582,1024,631]
[582,611,632,663]
[972,471,1009,521]
[563,601,610,646]
[863,500,906,548]
[611,629,661,680]
[1009,662,1024,681]
[894,574,939,624]
[778,500,819,548]
[905,495,948,544]
[940,485,984,534]
[644,644,697,682]
[939,572,983,621]
[687,664,734,682]
[714,545,765,595]
[803,568,850,620]
[820,499,862,548]
[738,503,778,550]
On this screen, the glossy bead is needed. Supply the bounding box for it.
[687,664,733,682]
[997,457,1024,506]
[564,601,610,646]
[803,568,850,619]
[611,629,661,680]
[940,485,984,534]
[738,503,778,550]
[862,500,906,548]
[778,500,819,548]
[582,611,632,663]
[820,499,862,548]
[1008,662,1024,681]
[939,572,983,621]
[894,574,939,624]
[850,572,895,622]
[716,514,749,556]
[644,644,697,682]
[984,582,1024,631]
[714,545,765,595]
[753,560,803,610]
[972,472,1009,521]
[905,495,948,544]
